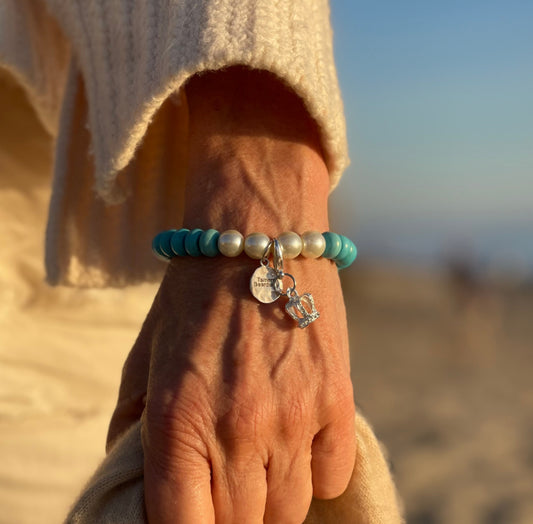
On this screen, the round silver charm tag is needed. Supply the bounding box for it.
[250,266,280,303]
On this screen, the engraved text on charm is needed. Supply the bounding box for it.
[250,265,281,304]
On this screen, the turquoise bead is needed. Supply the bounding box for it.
[157,229,176,258]
[199,229,220,257]
[336,242,357,269]
[185,228,203,256]
[335,236,357,269]
[152,232,169,259]
[322,232,342,259]
[152,232,162,255]
[335,235,352,260]
[170,228,189,256]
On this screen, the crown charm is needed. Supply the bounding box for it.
[250,238,320,329]
[285,291,320,328]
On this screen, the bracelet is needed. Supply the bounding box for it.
[152,229,357,269]
[152,229,357,329]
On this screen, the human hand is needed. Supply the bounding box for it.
[108,66,357,522]
[141,253,355,522]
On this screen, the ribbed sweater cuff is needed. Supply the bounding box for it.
[48,0,348,201]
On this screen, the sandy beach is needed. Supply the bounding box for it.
[345,266,533,524]
[1,76,532,524]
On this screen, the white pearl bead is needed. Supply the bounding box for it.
[218,229,244,257]
[301,230,326,258]
[278,231,302,259]
[244,232,270,259]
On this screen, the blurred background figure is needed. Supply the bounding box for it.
[446,248,503,361]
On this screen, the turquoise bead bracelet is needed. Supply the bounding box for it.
[152,229,357,269]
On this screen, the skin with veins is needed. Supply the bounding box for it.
[108,67,356,524]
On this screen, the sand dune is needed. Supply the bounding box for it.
[345,266,533,524]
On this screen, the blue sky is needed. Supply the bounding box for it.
[329,1,533,269]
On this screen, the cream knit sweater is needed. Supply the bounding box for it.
[0,1,403,522]
[1,0,348,287]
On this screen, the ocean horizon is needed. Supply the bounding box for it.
[350,219,533,278]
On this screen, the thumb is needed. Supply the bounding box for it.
[106,302,160,450]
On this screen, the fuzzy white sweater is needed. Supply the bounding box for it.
[0,1,403,522]
[1,0,348,287]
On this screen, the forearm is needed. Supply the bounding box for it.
[108,68,347,449]
[183,66,330,235]
[154,67,348,356]
[114,67,355,524]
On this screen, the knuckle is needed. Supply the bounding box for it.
[281,396,312,434]
[327,376,355,414]
[217,401,268,443]
[145,438,203,482]
[146,392,205,435]
[143,392,210,475]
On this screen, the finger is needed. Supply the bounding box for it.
[143,432,215,524]
[212,453,267,523]
[264,450,313,524]
[311,416,357,499]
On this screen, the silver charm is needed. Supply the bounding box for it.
[249,238,319,328]
[250,265,281,303]
[250,239,282,303]
[285,290,320,328]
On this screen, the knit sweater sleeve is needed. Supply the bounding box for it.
[46,0,349,200]
[0,0,349,286]
[0,0,69,136]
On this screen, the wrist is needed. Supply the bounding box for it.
[161,254,343,331]
[183,67,331,234]
[183,153,330,235]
